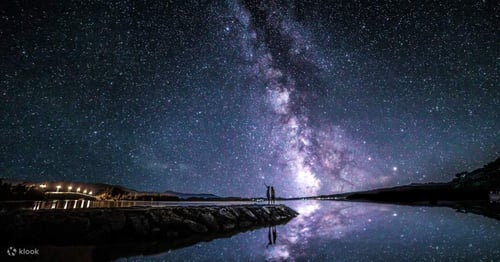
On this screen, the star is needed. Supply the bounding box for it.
[0,0,497,198]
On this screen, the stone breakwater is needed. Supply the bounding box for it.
[0,204,298,245]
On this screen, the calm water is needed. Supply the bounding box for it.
[117,200,500,261]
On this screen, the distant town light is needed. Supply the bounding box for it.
[83,189,87,194]
[88,191,93,195]
[76,187,81,192]
[68,186,73,192]
[39,184,47,188]
[56,185,62,192]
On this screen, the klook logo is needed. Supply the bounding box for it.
[6,247,39,256]
[6,247,16,256]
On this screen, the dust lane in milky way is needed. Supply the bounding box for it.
[234,1,387,196]
[0,0,498,197]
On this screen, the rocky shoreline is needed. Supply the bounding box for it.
[0,204,298,246]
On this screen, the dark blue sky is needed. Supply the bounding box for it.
[1,0,498,197]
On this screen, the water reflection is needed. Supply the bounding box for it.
[266,226,277,248]
[265,201,321,260]
[259,201,500,261]
[31,200,143,210]
[13,200,500,261]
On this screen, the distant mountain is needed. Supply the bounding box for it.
[164,190,220,200]
[316,157,500,203]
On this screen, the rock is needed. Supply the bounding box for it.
[241,208,257,220]
[222,222,236,231]
[0,204,298,245]
[108,212,126,231]
[199,212,219,231]
[239,220,252,228]
[128,214,150,236]
[184,219,208,233]
[218,207,236,220]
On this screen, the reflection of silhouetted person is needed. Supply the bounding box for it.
[267,226,273,248]
[266,225,278,248]
[271,186,275,204]
[272,226,277,243]
[265,184,271,204]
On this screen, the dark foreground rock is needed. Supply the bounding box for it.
[0,204,297,245]
[0,204,297,261]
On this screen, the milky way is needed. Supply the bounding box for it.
[233,1,388,196]
[1,0,498,197]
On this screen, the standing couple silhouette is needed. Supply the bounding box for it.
[265,184,276,204]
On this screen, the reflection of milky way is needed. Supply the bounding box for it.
[265,201,389,261]
[233,1,387,196]
[146,201,500,261]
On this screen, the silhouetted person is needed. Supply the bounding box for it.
[265,184,271,204]
[271,186,275,204]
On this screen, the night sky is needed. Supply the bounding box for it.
[1,0,498,197]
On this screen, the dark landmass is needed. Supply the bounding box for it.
[162,191,259,202]
[313,157,500,220]
[318,157,499,201]
[0,179,253,202]
[164,190,219,199]
[0,204,297,261]
[0,179,158,201]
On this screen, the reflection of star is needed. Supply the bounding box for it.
[265,201,388,261]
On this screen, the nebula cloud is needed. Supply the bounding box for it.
[228,1,389,197]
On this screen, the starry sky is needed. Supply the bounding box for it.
[1,0,499,197]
